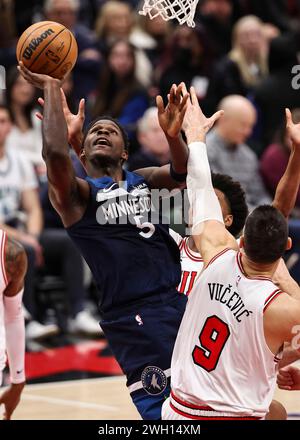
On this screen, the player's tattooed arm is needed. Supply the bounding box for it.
[272,109,300,218]
[4,237,27,297]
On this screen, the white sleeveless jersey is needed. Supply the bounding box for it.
[0,230,7,380]
[168,249,283,419]
[169,230,204,296]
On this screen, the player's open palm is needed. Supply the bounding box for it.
[0,383,25,420]
[286,108,300,147]
[182,85,223,143]
[277,365,300,391]
[18,62,62,90]
[156,82,189,138]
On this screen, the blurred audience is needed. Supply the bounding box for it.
[157,25,212,105]
[5,67,44,178]
[127,107,170,170]
[90,39,149,134]
[44,0,101,100]
[206,95,271,209]
[205,15,269,113]
[260,108,300,214]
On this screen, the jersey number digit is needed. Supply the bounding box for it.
[192,315,230,372]
[134,215,155,239]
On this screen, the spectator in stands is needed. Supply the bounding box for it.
[157,25,212,106]
[5,67,45,180]
[205,15,269,113]
[260,108,300,213]
[127,107,170,170]
[90,39,149,135]
[0,104,58,340]
[206,95,271,209]
[252,32,300,149]
[195,0,238,58]
[44,0,101,100]
[95,0,152,87]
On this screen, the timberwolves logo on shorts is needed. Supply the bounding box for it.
[141,366,167,395]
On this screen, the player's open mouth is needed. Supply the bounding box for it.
[93,137,112,148]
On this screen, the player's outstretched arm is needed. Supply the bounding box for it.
[0,237,27,419]
[272,109,300,218]
[135,83,189,190]
[18,63,88,226]
[184,87,237,265]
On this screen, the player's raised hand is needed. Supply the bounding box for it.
[286,108,300,148]
[156,82,189,138]
[0,382,25,420]
[277,365,300,391]
[36,90,85,156]
[17,61,62,90]
[183,86,224,144]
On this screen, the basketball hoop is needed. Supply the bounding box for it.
[139,0,199,28]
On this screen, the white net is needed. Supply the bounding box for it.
[139,0,199,28]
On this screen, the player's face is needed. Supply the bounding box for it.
[0,109,12,145]
[82,120,128,166]
[215,189,233,229]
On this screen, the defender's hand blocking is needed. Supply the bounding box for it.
[182,85,223,144]
[18,61,63,90]
[156,82,189,138]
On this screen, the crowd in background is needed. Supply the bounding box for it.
[1,0,300,342]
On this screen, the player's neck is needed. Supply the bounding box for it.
[88,162,124,182]
[240,253,277,279]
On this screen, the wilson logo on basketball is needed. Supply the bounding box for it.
[22,28,55,60]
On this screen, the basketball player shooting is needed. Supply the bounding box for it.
[17,62,203,420]
[162,88,300,420]
[0,234,27,419]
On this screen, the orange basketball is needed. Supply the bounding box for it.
[16,21,78,79]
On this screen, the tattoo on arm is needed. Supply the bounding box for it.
[4,237,27,296]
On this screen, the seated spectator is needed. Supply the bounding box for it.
[206,95,271,209]
[260,108,300,214]
[90,39,149,135]
[44,0,102,100]
[127,107,170,170]
[5,67,44,179]
[95,0,152,87]
[252,32,300,149]
[0,104,57,340]
[205,15,269,113]
[195,0,238,58]
[157,25,213,105]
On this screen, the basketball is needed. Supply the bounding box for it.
[16,21,78,79]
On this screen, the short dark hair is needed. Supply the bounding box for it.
[82,116,130,152]
[212,173,248,237]
[244,205,288,264]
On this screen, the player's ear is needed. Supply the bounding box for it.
[224,214,233,229]
[122,149,128,163]
[286,237,292,251]
[80,149,86,163]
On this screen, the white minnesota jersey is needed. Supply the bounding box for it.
[164,248,283,420]
[0,230,8,381]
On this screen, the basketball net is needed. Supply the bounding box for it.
[139,0,198,27]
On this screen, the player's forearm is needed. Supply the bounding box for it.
[42,80,69,159]
[166,133,189,175]
[272,147,300,218]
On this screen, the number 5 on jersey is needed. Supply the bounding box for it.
[192,315,230,372]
